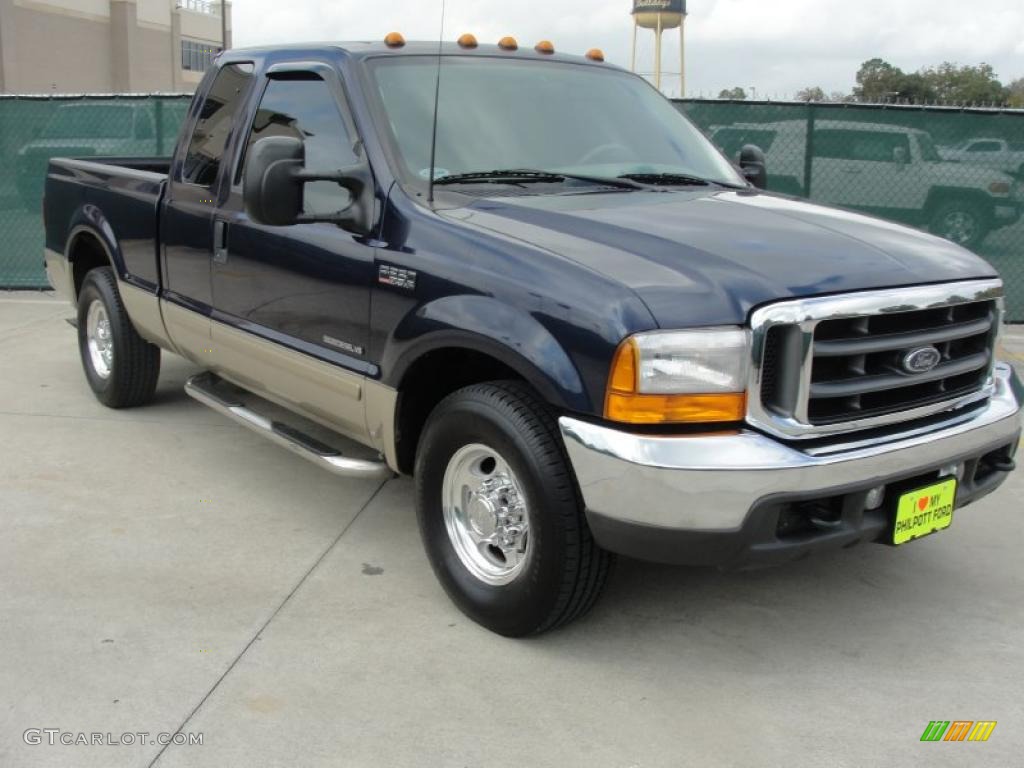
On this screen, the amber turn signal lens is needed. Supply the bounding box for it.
[535,40,555,54]
[498,36,518,51]
[457,33,478,48]
[605,392,747,424]
[384,32,406,48]
[608,337,638,393]
[585,48,605,62]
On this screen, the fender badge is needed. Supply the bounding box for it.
[378,264,417,291]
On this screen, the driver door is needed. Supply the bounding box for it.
[209,64,377,440]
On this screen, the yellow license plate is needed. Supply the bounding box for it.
[893,478,957,545]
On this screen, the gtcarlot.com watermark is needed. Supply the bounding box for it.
[24,729,203,747]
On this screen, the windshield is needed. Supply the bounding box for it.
[41,106,133,140]
[367,56,744,188]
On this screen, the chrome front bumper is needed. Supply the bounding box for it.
[560,363,1022,541]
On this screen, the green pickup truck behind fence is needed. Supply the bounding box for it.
[1,94,1022,320]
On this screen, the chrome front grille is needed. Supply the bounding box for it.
[748,280,1004,439]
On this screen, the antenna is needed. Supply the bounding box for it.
[426,0,447,204]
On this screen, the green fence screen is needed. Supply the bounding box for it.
[676,100,1024,321]
[1,95,1022,320]
[0,94,191,286]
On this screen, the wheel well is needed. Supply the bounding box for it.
[394,348,524,475]
[69,233,111,300]
[924,189,991,220]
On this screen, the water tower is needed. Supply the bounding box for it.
[630,0,687,95]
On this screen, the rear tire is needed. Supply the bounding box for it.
[415,381,612,636]
[77,267,161,408]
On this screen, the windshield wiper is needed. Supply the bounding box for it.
[433,168,647,190]
[617,172,712,186]
[617,172,748,189]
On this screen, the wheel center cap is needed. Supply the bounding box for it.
[466,494,498,537]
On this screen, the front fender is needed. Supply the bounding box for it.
[382,295,591,413]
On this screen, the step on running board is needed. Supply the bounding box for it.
[185,372,393,480]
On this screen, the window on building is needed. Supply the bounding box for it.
[177,0,218,14]
[182,63,255,186]
[181,39,221,72]
[240,75,359,215]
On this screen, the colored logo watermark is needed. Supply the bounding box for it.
[920,721,997,742]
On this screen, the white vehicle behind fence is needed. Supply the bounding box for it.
[938,137,1024,177]
[709,120,1023,250]
[16,102,185,209]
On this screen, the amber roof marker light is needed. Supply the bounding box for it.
[585,48,605,62]
[535,40,555,54]
[498,36,518,51]
[384,31,406,48]
[457,33,478,49]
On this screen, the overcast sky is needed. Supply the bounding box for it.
[233,0,1024,98]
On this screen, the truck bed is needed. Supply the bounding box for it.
[44,156,170,291]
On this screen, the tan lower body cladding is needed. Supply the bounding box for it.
[57,265,397,467]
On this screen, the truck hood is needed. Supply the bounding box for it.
[448,188,997,328]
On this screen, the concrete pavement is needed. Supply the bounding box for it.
[1,291,1022,768]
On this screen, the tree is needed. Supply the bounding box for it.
[896,72,936,103]
[1008,77,1024,108]
[853,58,907,102]
[717,87,747,100]
[852,58,1010,105]
[920,62,1005,105]
[795,86,827,102]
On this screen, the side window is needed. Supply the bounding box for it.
[241,75,359,216]
[815,130,856,160]
[849,132,910,163]
[967,141,1001,153]
[182,63,255,186]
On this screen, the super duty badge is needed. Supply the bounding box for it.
[378,264,417,291]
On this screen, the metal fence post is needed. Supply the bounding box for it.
[155,98,164,155]
[803,103,816,198]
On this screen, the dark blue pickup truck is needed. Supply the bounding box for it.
[43,38,1022,636]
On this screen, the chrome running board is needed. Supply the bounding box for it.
[185,372,393,480]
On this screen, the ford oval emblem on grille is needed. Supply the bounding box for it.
[902,346,942,374]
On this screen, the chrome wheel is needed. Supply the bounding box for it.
[441,443,532,586]
[86,299,113,379]
[938,209,979,245]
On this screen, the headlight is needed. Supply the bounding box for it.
[605,328,749,424]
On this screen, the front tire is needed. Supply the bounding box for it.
[929,199,988,250]
[77,267,161,408]
[415,382,612,636]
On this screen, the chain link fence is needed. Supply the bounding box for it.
[1,95,1021,320]
[0,94,191,287]
[676,100,1024,321]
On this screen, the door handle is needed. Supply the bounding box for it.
[213,219,228,265]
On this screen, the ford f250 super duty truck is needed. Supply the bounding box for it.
[43,38,1022,636]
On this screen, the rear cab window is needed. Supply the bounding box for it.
[181,62,256,187]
